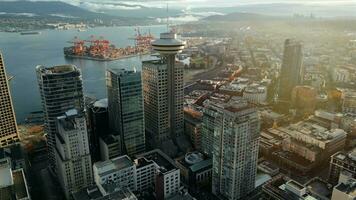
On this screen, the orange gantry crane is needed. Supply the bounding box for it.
[67,36,85,55]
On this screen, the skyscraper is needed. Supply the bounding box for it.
[87,98,109,162]
[208,98,260,200]
[143,32,185,143]
[107,69,145,156]
[278,39,303,105]
[0,53,19,147]
[36,65,84,169]
[55,109,93,199]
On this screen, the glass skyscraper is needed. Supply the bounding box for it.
[36,65,84,170]
[107,69,145,157]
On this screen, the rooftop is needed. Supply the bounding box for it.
[57,109,82,131]
[152,32,185,52]
[94,155,134,177]
[305,178,332,199]
[331,148,356,166]
[93,98,108,108]
[108,68,140,77]
[36,64,79,74]
[272,121,347,143]
[138,149,177,173]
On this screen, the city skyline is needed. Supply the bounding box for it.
[0,1,355,200]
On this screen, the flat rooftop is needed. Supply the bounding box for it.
[331,148,356,166]
[305,178,332,199]
[138,149,177,173]
[272,121,346,142]
[94,155,134,177]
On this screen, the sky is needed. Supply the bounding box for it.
[23,0,356,9]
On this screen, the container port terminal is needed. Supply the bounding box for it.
[64,29,154,61]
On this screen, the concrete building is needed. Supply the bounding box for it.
[271,121,347,163]
[201,105,218,157]
[175,152,212,190]
[0,158,31,200]
[208,97,260,199]
[342,91,356,114]
[143,32,185,143]
[87,98,109,162]
[243,84,267,104]
[0,144,27,173]
[136,149,181,200]
[329,148,356,185]
[291,85,317,117]
[99,135,121,161]
[93,155,137,194]
[36,65,84,169]
[331,171,356,200]
[184,109,203,150]
[262,175,318,200]
[73,186,137,200]
[107,69,145,156]
[55,109,93,199]
[278,39,303,109]
[0,53,19,148]
[333,68,351,83]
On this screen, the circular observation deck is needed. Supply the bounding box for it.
[151,32,185,55]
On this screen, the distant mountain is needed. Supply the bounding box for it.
[0,1,111,19]
[193,3,356,18]
[204,12,278,21]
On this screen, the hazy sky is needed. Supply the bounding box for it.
[29,0,356,8]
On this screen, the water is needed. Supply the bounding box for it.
[0,25,166,123]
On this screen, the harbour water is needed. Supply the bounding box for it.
[0,25,166,122]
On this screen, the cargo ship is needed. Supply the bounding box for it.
[64,33,154,61]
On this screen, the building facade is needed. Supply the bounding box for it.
[278,39,303,106]
[87,98,109,162]
[93,155,137,193]
[107,69,145,156]
[36,65,84,169]
[55,109,93,199]
[209,98,260,200]
[201,106,218,158]
[142,60,184,143]
[0,53,19,148]
[143,32,185,143]
[329,148,356,185]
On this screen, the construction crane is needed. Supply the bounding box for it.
[130,27,154,53]
[67,36,85,55]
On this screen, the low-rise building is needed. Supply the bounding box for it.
[0,158,31,200]
[136,149,181,200]
[243,84,267,104]
[99,135,121,161]
[184,109,203,150]
[93,155,137,194]
[329,148,356,185]
[262,175,318,200]
[331,171,356,200]
[175,152,212,190]
[73,186,137,200]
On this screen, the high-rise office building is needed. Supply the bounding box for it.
[36,65,84,169]
[278,39,303,105]
[0,53,19,147]
[107,69,145,156]
[87,98,109,162]
[201,105,218,157]
[209,98,260,200]
[55,109,93,199]
[143,32,185,143]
